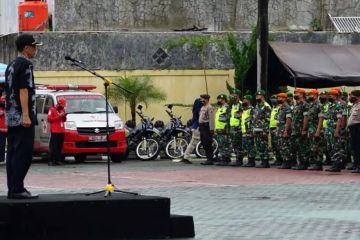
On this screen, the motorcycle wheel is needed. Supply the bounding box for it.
[136,138,160,161]
[165,137,188,159]
[195,138,219,158]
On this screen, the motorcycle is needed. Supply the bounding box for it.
[156,105,191,159]
[125,105,161,161]
[195,138,219,159]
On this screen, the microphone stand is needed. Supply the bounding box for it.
[69,61,138,197]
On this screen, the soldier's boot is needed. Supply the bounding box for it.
[292,161,309,170]
[324,153,332,165]
[230,157,243,167]
[256,159,270,168]
[341,159,348,170]
[325,161,342,172]
[215,157,231,166]
[347,162,360,173]
[242,158,256,167]
[308,161,323,171]
[271,158,283,166]
[347,164,356,170]
[201,160,214,166]
[278,160,292,169]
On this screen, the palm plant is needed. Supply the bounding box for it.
[108,76,167,122]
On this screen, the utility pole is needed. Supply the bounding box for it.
[257,0,269,92]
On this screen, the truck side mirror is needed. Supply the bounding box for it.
[112,106,118,113]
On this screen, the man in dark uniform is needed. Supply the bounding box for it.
[5,34,42,199]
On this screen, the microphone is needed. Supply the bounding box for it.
[65,55,85,64]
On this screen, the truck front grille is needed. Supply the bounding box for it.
[75,141,117,148]
[77,127,115,135]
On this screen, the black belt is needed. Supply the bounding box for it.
[199,122,209,126]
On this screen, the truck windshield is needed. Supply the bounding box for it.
[58,95,114,114]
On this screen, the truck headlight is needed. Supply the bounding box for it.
[114,120,124,129]
[65,121,77,130]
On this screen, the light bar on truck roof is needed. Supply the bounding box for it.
[46,84,97,91]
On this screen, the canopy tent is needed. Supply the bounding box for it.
[0,63,6,83]
[269,42,360,88]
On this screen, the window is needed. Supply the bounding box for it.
[44,96,54,114]
[36,96,45,114]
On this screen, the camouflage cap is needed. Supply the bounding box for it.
[255,89,266,96]
[243,95,253,101]
[232,88,242,95]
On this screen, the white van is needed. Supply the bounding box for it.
[34,84,127,162]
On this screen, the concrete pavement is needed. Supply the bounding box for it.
[1,158,360,240]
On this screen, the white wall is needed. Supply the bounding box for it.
[0,0,21,35]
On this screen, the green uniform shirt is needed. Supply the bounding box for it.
[307,101,321,134]
[253,101,271,132]
[291,101,309,135]
[276,102,292,135]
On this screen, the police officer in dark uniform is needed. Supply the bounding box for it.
[5,34,42,199]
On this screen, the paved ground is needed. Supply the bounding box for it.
[1,157,360,240]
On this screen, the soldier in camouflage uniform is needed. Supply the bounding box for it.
[322,89,347,172]
[240,95,256,167]
[250,90,271,168]
[341,92,353,169]
[214,94,232,166]
[287,92,294,108]
[276,93,294,169]
[269,95,283,166]
[286,92,296,162]
[227,89,243,166]
[291,88,310,170]
[307,89,325,171]
[318,92,331,165]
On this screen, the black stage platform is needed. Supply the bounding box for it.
[0,193,194,239]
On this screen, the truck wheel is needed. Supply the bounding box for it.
[110,153,127,163]
[74,154,86,163]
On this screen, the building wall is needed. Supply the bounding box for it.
[35,69,234,122]
[54,0,360,31]
[1,31,360,71]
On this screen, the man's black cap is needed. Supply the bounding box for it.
[200,94,210,100]
[16,34,43,51]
